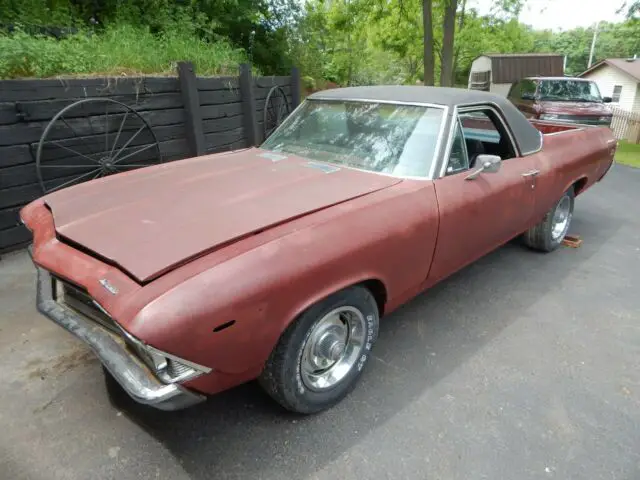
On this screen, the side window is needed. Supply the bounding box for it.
[612,85,622,103]
[521,80,537,98]
[459,109,517,164]
[446,120,469,175]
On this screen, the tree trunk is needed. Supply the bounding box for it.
[440,0,457,87]
[422,0,434,86]
[451,0,466,86]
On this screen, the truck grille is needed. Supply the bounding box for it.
[554,115,610,125]
[52,276,120,334]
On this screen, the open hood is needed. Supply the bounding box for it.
[43,148,401,282]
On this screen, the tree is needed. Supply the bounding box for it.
[440,0,457,86]
[422,0,434,85]
[619,1,640,18]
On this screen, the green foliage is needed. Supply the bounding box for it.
[531,21,640,75]
[615,141,640,168]
[0,23,246,79]
[0,0,80,25]
[0,0,298,75]
[1,0,639,82]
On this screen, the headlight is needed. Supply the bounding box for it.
[122,330,212,384]
[539,114,559,120]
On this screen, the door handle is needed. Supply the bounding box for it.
[521,169,540,177]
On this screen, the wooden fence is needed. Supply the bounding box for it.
[610,106,640,143]
[0,63,301,254]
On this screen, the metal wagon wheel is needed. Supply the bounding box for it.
[263,86,291,139]
[36,98,162,194]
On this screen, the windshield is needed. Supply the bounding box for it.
[538,80,603,102]
[260,100,445,178]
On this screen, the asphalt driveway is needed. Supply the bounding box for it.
[1,164,639,480]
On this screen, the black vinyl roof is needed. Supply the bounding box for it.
[308,86,543,156]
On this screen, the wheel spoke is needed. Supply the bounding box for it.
[109,110,129,158]
[112,143,156,165]
[49,141,101,164]
[48,168,101,193]
[104,103,109,152]
[60,115,98,155]
[114,164,154,168]
[110,125,146,163]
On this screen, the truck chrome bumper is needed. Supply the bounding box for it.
[34,264,205,411]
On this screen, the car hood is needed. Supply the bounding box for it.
[538,101,612,116]
[43,148,401,283]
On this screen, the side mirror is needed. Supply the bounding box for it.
[465,154,502,181]
[602,96,612,103]
[521,92,535,100]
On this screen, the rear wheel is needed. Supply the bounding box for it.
[259,286,379,414]
[524,187,575,252]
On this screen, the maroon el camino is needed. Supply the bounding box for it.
[20,86,617,414]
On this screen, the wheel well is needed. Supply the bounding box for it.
[361,279,387,316]
[573,177,588,196]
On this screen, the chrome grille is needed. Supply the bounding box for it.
[53,276,119,334]
[167,359,192,379]
[554,115,610,124]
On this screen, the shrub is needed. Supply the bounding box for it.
[0,22,247,79]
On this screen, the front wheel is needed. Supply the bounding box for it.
[524,187,575,252]
[259,286,379,414]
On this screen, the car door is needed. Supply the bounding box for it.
[427,106,540,285]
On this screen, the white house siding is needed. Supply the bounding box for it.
[634,85,640,112]
[583,65,639,112]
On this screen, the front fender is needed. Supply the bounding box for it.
[128,181,438,377]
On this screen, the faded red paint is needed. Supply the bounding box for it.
[511,97,612,122]
[43,149,401,283]
[20,122,615,398]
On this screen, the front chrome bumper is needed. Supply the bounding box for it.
[34,265,205,411]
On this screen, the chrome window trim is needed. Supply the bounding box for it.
[437,106,460,178]
[436,103,521,179]
[442,117,470,176]
[306,97,448,109]
[261,97,450,181]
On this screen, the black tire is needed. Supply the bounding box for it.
[523,187,575,252]
[259,285,380,414]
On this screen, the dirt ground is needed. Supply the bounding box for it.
[1,164,639,480]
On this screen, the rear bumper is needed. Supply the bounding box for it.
[33,263,205,411]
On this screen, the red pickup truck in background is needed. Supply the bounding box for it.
[507,76,613,126]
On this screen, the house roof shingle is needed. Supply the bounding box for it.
[580,58,640,82]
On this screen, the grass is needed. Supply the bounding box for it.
[615,141,640,168]
[0,24,247,79]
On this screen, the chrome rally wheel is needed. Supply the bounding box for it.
[551,194,572,242]
[524,186,575,252]
[259,286,380,414]
[300,306,367,392]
